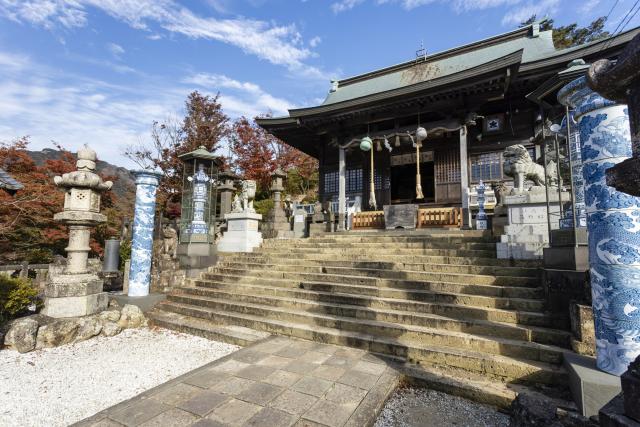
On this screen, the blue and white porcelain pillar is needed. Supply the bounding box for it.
[128,170,162,297]
[559,76,640,375]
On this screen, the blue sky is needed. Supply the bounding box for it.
[0,0,637,168]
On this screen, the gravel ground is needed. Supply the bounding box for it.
[0,328,239,427]
[375,387,511,427]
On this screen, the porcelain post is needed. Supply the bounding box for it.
[128,170,162,297]
[559,76,640,375]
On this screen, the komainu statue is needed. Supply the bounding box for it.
[240,180,257,213]
[162,223,178,259]
[503,144,547,193]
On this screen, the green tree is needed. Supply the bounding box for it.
[520,16,611,49]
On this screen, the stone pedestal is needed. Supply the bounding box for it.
[151,254,186,292]
[564,352,621,418]
[41,273,108,318]
[496,190,568,259]
[262,203,294,239]
[177,242,216,277]
[217,212,263,252]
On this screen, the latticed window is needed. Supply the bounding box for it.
[346,168,362,193]
[435,149,461,183]
[324,170,338,193]
[470,152,502,182]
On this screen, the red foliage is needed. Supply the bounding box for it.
[0,137,122,262]
[230,117,318,194]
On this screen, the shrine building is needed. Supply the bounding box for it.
[257,23,639,229]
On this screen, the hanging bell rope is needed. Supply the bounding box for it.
[413,127,427,200]
[359,137,377,210]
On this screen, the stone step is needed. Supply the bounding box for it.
[262,241,497,250]
[399,363,523,409]
[299,236,497,245]
[155,301,568,387]
[148,309,270,346]
[166,293,566,362]
[314,229,492,239]
[225,252,542,268]
[192,280,553,326]
[215,262,540,287]
[175,286,569,347]
[198,274,545,312]
[257,247,498,258]
[217,257,539,278]
[207,266,538,288]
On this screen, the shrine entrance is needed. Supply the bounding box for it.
[390,158,435,204]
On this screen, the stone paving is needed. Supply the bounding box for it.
[73,336,400,427]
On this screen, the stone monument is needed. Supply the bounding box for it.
[217,180,263,252]
[128,170,162,297]
[496,144,567,259]
[292,207,308,238]
[262,168,295,239]
[42,145,113,318]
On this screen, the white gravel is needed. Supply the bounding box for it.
[0,327,239,427]
[375,387,511,427]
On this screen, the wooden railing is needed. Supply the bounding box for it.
[352,211,385,229]
[417,207,462,228]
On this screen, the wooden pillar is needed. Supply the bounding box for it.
[338,147,346,231]
[459,127,471,229]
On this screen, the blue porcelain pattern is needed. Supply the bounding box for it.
[559,77,640,375]
[560,112,587,228]
[128,170,162,297]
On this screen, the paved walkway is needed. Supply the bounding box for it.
[74,336,400,427]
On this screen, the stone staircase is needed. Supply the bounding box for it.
[149,229,572,407]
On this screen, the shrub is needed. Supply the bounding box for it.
[25,248,54,264]
[253,198,274,217]
[0,275,41,323]
[119,239,131,271]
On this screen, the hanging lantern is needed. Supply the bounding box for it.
[416,127,428,143]
[394,135,401,147]
[376,140,382,152]
[360,137,372,151]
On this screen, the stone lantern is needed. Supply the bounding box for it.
[177,146,222,275]
[42,145,113,318]
[262,168,294,239]
[217,168,240,218]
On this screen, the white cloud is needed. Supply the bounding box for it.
[501,0,559,25]
[0,0,322,77]
[183,72,294,118]
[331,0,366,13]
[309,36,322,47]
[106,42,125,58]
[0,50,296,167]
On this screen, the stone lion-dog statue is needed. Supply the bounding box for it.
[240,180,257,213]
[503,144,546,193]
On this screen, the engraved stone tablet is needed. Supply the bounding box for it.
[384,204,417,229]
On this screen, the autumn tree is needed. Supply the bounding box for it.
[520,16,611,49]
[230,117,318,200]
[124,91,229,215]
[230,117,276,194]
